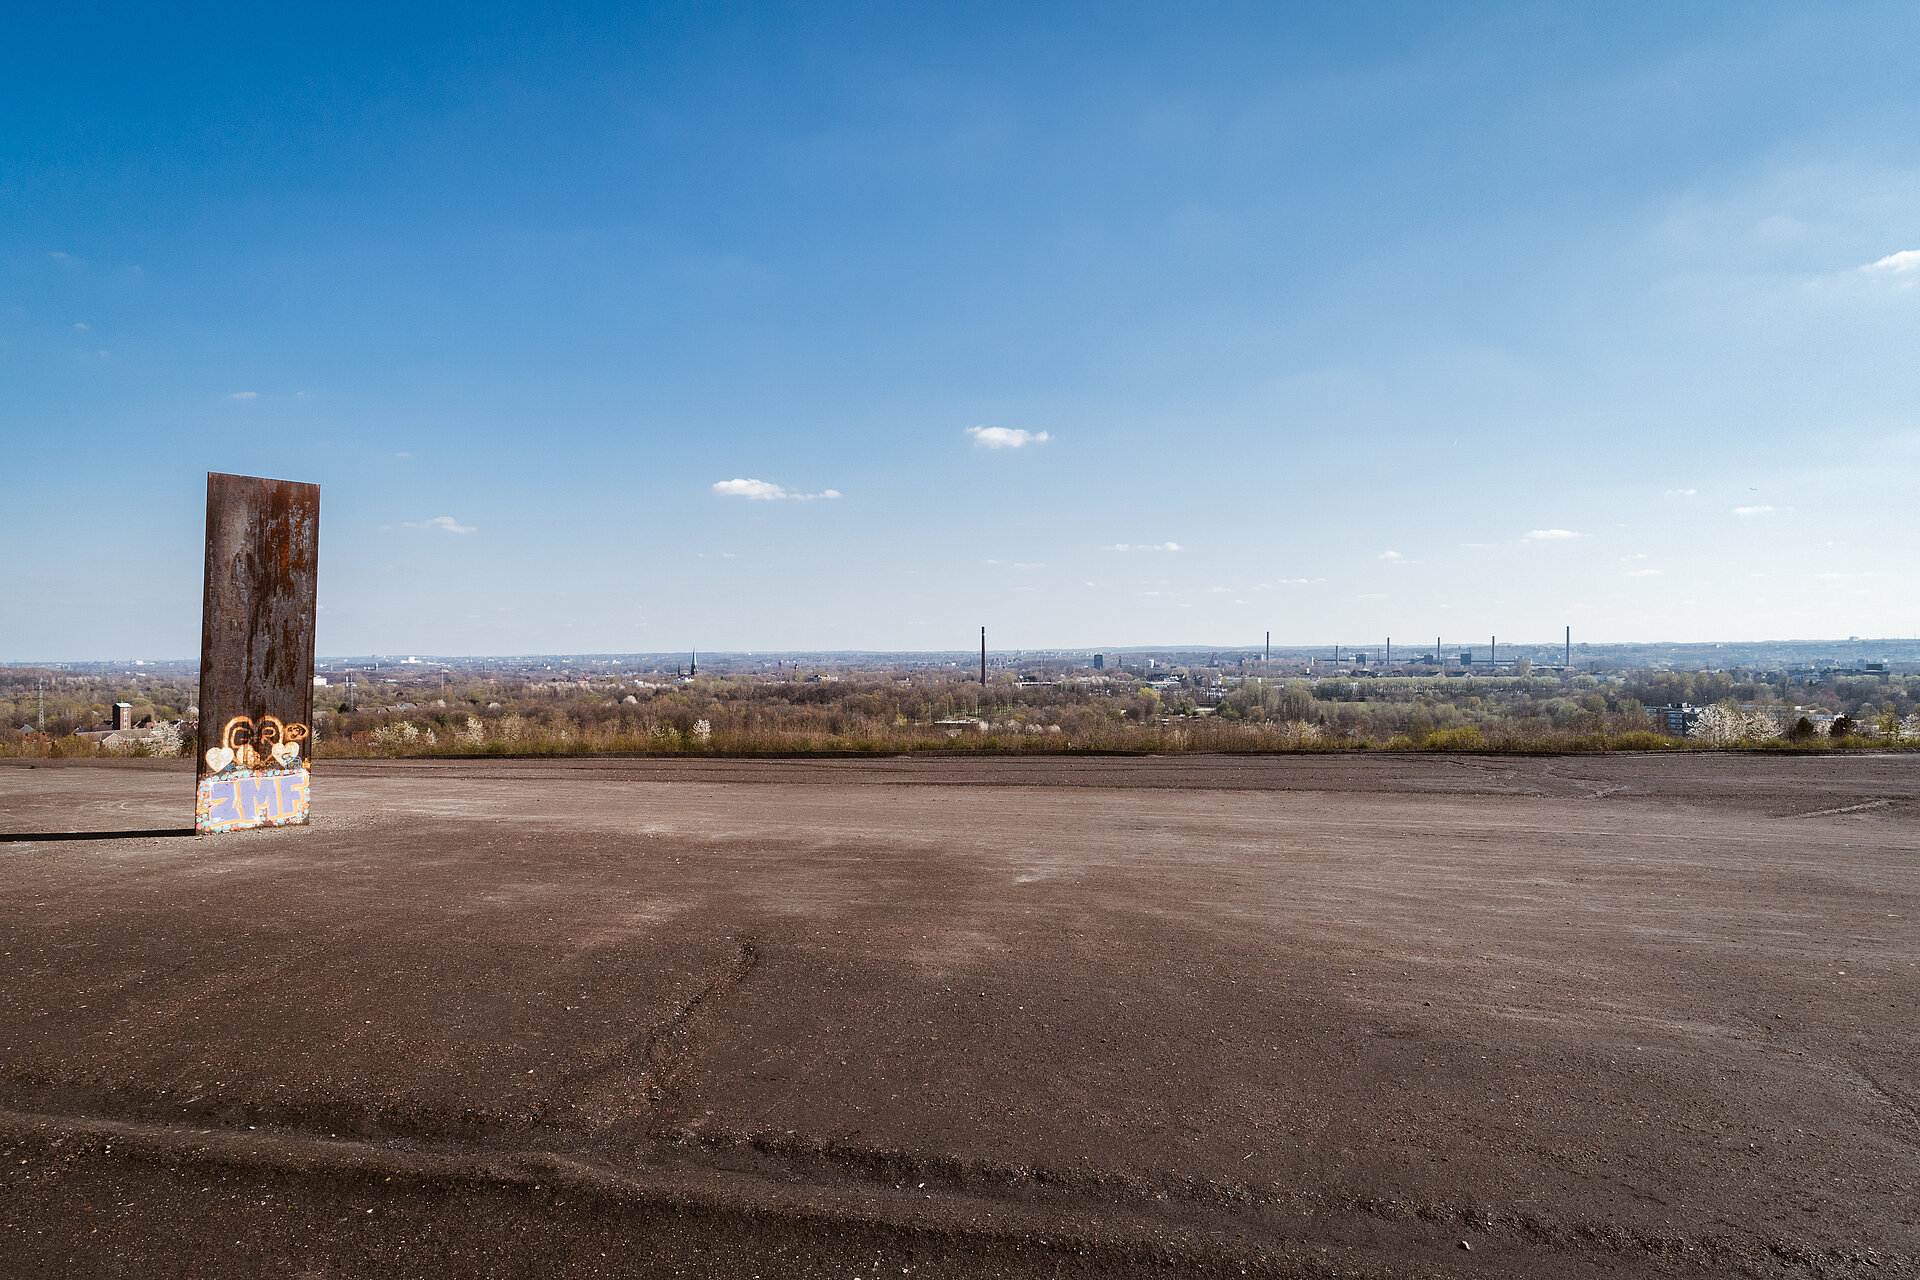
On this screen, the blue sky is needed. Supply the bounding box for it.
[5,2,1919,659]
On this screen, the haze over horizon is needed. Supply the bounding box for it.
[6,3,1919,661]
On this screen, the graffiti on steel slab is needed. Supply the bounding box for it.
[197,714,312,832]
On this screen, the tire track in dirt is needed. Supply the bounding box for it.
[555,938,760,1130]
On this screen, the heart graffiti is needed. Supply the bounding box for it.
[204,716,311,773]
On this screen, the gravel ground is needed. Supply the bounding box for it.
[1,752,1916,1278]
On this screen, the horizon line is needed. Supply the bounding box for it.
[7,636,1920,667]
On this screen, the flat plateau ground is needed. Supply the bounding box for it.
[0,754,1915,1279]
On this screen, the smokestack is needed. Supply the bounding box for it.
[981,626,987,687]
[1265,631,1270,663]
[1386,637,1391,667]
[1565,625,1571,670]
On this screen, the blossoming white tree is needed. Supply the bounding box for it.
[1688,705,1783,745]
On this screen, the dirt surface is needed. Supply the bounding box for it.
[1,752,1916,1278]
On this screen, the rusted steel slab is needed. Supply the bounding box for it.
[195,473,320,834]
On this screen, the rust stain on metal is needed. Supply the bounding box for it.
[195,473,320,834]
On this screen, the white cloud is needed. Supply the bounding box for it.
[404,516,476,534]
[73,322,88,331]
[228,391,258,401]
[1101,542,1181,552]
[711,478,842,501]
[1522,529,1581,541]
[1356,593,1388,600]
[1664,488,1697,497]
[1733,505,1777,516]
[966,426,1051,449]
[1625,569,1662,577]
[1865,249,1920,273]
[712,478,786,499]
[1378,550,1403,561]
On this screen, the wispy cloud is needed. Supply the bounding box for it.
[1378,550,1403,561]
[1101,542,1181,552]
[711,478,842,501]
[228,391,258,401]
[404,515,476,534]
[1664,487,1697,497]
[1356,593,1388,600]
[1865,249,1920,274]
[967,426,1050,449]
[1733,505,1777,516]
[1522,529,1581,541]
[1625,569,1662,577]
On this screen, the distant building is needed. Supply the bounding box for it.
[111,702,133,731]
[313,676,329,687]
[1092,654,1105,669]
[1653,703,1701,735]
